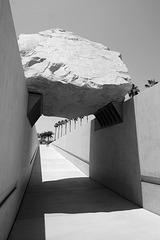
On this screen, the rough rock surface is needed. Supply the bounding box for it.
[18,29,131,118]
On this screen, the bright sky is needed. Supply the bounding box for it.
[10,0,160,132]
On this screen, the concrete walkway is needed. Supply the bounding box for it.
[8,145,160,240]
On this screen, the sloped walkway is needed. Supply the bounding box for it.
[8,145,160,240]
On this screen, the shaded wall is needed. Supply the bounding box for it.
[90,98,142,206]
[54,83,160,215]
[0,1,38,239]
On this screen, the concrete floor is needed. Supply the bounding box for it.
[8,145,160,240]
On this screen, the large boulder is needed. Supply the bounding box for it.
[18,28,131,118]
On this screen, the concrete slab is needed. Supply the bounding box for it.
[44,210,160,240]
[8,145,160,240]
[40,145,86,181]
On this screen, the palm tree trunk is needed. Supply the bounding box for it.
[58,126,60,139]
[69,121,71,132]
[55,127,57,140]
[61,125,63,137]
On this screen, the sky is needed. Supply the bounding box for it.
[10,0,160,132]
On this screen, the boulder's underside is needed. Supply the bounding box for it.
[18,28,132,118]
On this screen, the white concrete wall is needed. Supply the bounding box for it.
[134,84,160,214]
[0,1,38,239]
[54,83,160,215]
[53,120,91,176]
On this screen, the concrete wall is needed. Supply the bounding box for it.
[53,119,91,176]
[0,1,38,239]
[54,83,160,215]
[90,98,142,206]
[134,85,160,214]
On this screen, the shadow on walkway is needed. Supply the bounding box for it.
[8,146,139,240]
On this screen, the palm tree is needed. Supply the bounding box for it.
[57,121,61,138]
[39,132,47,144]
[60,120,64,137]
[41,131,53,144]
[145,79,158,88]
[128,84,140,98]
[46,131,53,142]
[64,119,68,134]
[86,116,88,122]
[54,123,58,140]
[68,119,72,132]
[74,117,78,129]
[79,116,84,126]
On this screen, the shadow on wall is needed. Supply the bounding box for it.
[89,98,143,207]
[8,147,139,240]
